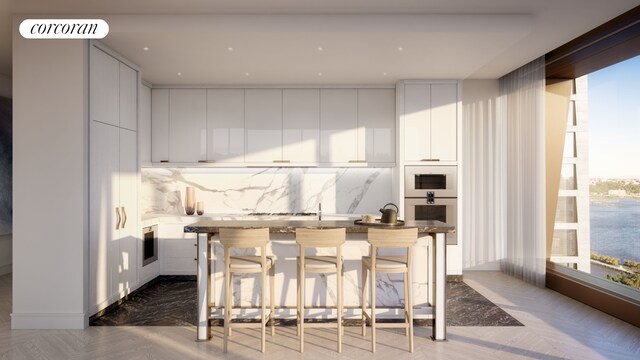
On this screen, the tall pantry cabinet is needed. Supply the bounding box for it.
[89,43,139,314]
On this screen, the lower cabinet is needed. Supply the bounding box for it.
[159,223,197,275]
[89,121,139,314]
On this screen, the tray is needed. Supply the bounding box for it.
[354,219,405,227]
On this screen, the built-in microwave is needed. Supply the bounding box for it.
[404,165,457,198]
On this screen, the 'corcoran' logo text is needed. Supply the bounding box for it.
[19,19,109,39]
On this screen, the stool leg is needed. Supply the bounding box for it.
[337,263,343,353]
[404,272,409,337]
[297,261,301,337]
[224,269,231,353]
[407,267,414,353]
[261,267,267,353]
[361,263,367,337]
[270,263,275,337]
[371,268,376,353]
[300,265,305,353]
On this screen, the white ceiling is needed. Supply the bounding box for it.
[2,0,639,85]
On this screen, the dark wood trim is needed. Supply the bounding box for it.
[546,5,640,79]
[546,262,640,328]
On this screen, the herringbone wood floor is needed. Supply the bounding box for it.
[1,272,638,359]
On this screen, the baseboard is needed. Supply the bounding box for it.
[0,264,11,276]
[11,312,88,329]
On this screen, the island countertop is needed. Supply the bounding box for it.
[183,219,454,234]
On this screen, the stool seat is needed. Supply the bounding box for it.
[362,256,408,271]
[230,256,275,270]
[297,255,340,271]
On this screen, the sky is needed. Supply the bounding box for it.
[587,55,640,179]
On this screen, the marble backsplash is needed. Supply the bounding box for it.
[141,167,393,216]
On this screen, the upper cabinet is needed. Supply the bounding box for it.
[358,89,396,163]
[207,89,245,163]
[148,86,397,166]
[282,89,320,163]
[90,46,119,127]
[403,82,458,162]
[320,89,358,163]
[151,89,169,162]
[244,89,283,163]
[89,46,138,131]
[169,89,207,162]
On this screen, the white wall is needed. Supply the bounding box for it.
[12,20,89,329]
[0,74,11,98]
[461,79,502,271]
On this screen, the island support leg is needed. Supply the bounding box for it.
[433,232,447,341]
[196,232,210,341]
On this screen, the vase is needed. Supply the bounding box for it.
[185,187,195,215]
[196,201,204,216]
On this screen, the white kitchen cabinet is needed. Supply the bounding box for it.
[245,89,283,163]
[89,44,139,314]
[430,84,457,162]
[320,89,358,163]
[89,123,139,313]
[282,89,320,163]
[403,82,458,162]
[169,89,207,162]
[119,63,138,131]
[404,84,431,161]
[151,89,169,162]
[358,89,395,163]
[207,89,245,163]
[90,46,119,127]
[139,84,151,163]
[159,224,197,275]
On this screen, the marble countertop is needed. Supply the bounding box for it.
[183,219,455,234]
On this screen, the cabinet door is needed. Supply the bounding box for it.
[320,89,358,163]
[119,63,137,131]
[283,89,320,163]
[151,89,169,162]
[430,84,457,162]
[358,89,395,163]
[403,84,431,161]
[245,89,283,163]
[118,128,138,293]
[169,89,207,162]
[89,121,120,310]
[138,84,151,163]
[207,89,245,162]
[90,46,119,127]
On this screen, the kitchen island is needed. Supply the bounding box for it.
[184,220,454,342]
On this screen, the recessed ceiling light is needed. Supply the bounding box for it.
[317,46,323,52]
[143,46,149,51]
[244,72,250,76]
[318,72,323,76]
[227,47,234,52]
[177,72,182,76]
[398,46,404,51]
[383,72,388,76]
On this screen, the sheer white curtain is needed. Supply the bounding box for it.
[462,80,506,269]
[499,57,546,287]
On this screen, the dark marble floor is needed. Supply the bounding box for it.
[90,277,522,327]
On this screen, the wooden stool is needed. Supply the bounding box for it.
[219,228,275,353]
[361,227,418,352]
[296,227,346,353]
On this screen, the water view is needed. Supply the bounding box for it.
[590,198,640,264]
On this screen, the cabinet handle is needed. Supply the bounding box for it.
[420,159,441,162]
[198,160,216,163]
[348,160,367,163]
[160,160,169,163]
[115,207,121,230]
[273,160,290,163]
[121,206,127,229]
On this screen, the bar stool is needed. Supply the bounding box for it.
[296,227,346,353]
[361,227,418,352]
[219,228,275,353]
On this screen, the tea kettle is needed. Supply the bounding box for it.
[379,203,399,224]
